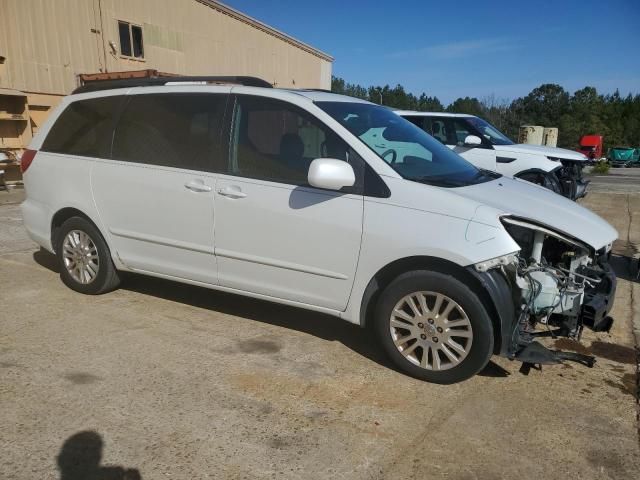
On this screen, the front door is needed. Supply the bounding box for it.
[91,91,228,284]
[214,95,364,310]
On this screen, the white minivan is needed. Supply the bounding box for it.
[396,111,590,200]
[21,77,617,383]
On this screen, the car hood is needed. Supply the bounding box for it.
[495,143,588,162]
[455,176,617,250]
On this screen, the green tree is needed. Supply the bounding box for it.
[417,93,444,112]
[330,76,640,150]
[331,76,443,111]
[446,97,485,117]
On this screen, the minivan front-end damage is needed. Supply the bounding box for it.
[471,216,616,366]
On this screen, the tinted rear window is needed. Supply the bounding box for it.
[112,93,227,171]
[42,96,123,158]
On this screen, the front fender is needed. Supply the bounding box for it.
[467,267,517,356]
[341,185,521,325]
[500,154,559,177]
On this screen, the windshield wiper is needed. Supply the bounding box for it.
[411,176,467,187]
[411,169,500,187]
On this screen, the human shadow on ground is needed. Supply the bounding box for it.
[57,431,141,480]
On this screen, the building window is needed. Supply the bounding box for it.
[118,21,144,59]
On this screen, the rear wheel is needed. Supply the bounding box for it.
[56,217,120,294]
[374,270,494,384]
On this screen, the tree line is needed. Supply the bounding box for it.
[331,76,640,151]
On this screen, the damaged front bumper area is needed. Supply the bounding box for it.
[470,218,616,367]
[551,159,590,200]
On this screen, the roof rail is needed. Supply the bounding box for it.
[72,76,273,94]
[301,88,333,93]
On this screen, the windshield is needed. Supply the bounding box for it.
[316,102,498,187]
[466,117,514,146]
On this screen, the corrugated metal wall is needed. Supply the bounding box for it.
[0,0,332,95]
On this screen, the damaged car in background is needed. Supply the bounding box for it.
[396,111,590,200]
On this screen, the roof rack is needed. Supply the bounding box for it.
[300,88,333,93]
[72,76,273,94]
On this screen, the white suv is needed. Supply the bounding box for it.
[396,111,590,200]
[21,77,617,383]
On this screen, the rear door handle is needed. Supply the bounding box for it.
[217,186,247,199]
[185,180,212,192]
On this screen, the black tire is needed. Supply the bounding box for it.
[55,216,120,295]
[374,270,494,384]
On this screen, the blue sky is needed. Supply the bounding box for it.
[225,0,640,104]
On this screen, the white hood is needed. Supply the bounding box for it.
[456,177,617,250]
[495,143,588,162]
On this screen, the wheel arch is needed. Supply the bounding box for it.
[51,207,105,254]
[359,256,509,355]
[514,167,556,179]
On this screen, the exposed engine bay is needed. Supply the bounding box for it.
[494,217,616,366]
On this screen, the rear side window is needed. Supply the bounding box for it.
[112,93,227,171]
[41,96,122,158]
[404,116,426,129]
[423,117,451,144]
[410,116,480,146]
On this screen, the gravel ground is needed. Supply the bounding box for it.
[1,185,639,480]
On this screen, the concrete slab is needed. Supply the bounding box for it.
[586,167,640,194]
[1,185,639,479]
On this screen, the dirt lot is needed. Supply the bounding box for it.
[1,180,639,480]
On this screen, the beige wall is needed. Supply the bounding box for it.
[0,0,333,96]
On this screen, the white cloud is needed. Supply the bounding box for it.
[386,37,517,60]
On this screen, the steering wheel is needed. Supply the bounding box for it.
[381,149,398,164]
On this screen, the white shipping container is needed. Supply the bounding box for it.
[518,125,544,145]
[543,127,558,147]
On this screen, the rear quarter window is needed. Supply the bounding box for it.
[112,93,227,172]
[41,96,123,158]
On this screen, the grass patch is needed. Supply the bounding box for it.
[591,161,610,174]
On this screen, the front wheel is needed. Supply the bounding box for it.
[374,271,494,384]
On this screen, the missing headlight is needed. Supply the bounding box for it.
[498,216,612,351]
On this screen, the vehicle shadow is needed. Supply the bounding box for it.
[609,253,638,282]
[57,430,141,480]
[123,271,400,371]
[33,248,510,379]
[34,248,59,273]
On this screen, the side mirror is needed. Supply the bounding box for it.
[308,158,355,191]
[464,135,482,147]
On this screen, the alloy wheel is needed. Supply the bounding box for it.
[61,229,100,285]
[389,291,473,370]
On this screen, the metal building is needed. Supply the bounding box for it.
[0,0,333,155]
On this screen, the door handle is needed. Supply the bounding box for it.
[217,186,247,199]
[184,180,212,192]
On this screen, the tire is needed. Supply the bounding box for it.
[55,216,120,295]
[374,270,494,384]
